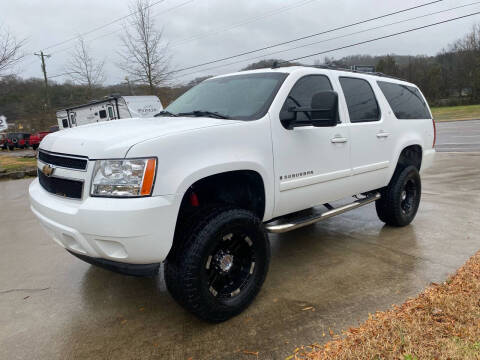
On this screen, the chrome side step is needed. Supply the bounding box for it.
[265,193,381,234]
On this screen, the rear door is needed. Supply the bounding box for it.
[338,76,394,193]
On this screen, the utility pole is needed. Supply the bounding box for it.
[125,76,135,95]
[34,51,51,110]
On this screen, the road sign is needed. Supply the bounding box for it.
[352,65,376,73]
[0,116,7,132]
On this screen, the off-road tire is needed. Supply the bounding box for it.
[375,165,421,227]
[164,207,270,322]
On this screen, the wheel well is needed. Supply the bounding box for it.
[397,145,422,171]
[177,170,266,222]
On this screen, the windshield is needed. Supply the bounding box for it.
[165,72,288,120]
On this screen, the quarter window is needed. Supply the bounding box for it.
[339,77,380,123]
[281,75,333,124]
[99,110,107,119]
[377,81,431,119]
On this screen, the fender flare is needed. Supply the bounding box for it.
[176,162,273,221]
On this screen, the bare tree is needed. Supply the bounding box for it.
[118,0,170,94]
[0,26,25,77]
[67,37,105,96]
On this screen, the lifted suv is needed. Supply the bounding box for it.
[29,66,435,322]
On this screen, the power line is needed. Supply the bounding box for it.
[169,0,318,48]
[41,0,168,51]
[48,72,77,79]
[48,0,195,56]
[282,10,480,64]
[174,1,480,79]
[163,0,445,75]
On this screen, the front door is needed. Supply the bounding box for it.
[271,73,352,217]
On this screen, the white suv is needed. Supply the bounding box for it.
[29,66,435,322]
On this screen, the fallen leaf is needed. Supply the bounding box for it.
[301,306,314,311]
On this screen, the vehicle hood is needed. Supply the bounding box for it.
[40,117,240,158]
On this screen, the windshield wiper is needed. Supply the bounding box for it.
[154,110,177,117]
[176,110,230,119]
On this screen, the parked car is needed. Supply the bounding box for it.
[0,133,6,150]
[28,131,50,150]
[6,133,30,150]
[29,66,435,322]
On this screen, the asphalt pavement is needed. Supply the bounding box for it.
[0,121,479,359]
[435,119,480,152]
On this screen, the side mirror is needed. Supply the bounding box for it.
[310,91,338,127]
[280,91,339,129]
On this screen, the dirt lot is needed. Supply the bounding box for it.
[0,127,479,359]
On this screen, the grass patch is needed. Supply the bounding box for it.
[431,104,480,122]
[0,155,36,172]
[298,251,480,360]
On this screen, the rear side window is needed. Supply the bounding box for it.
[339,77,380,123]
[281,75,333,123]
[377,81,431,119]
[99,110,107,119]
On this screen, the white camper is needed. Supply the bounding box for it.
[56,95,163,129]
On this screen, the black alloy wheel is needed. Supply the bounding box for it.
[375,165,421,227]
[204,230,257,299]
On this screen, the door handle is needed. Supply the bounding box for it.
[376,132,391,138]
[331,137,348,144]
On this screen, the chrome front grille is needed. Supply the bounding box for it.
[37,150,88,199]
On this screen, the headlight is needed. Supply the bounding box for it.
[91,158,157,197]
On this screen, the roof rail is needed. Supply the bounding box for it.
[310,65,406,81]
[261,64,407,82]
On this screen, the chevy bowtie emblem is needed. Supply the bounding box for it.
[42,164,55,177]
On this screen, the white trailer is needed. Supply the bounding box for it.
[57,95,163,129]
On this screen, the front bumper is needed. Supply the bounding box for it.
[29,178,179,264]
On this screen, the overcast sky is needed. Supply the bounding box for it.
[2,0,480,85]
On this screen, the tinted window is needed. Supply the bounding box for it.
[281,75,333,123]
[339,77,380,123]
[99,110,107,119]
[166,73,288,120]
[377,81,431,119]
[108,107,114,118]
[62,119,68,128]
